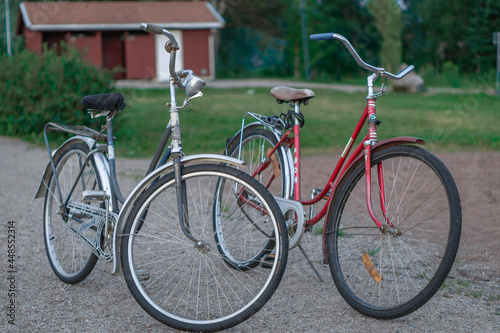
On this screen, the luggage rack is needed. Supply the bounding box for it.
[45,122,111,141]
[41,122,111,207]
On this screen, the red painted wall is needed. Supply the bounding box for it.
[24,30,42,54]
[102,32,125,79]
[183,29,211,77]
[69,31,103,67]
[21,28,214,80]
[124,33,156,79]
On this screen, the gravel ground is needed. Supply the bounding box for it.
[0,135,498,332]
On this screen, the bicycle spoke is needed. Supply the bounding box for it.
[328,146,460,318]
[121,165,287,329]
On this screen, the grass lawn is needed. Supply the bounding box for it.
[113,86,500,158]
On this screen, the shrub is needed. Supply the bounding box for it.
[0,43,114,138]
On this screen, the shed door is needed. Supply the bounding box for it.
[155,30,183,82]
[102,32,125,79]
[183,30,211,77]
[125,32,155,79]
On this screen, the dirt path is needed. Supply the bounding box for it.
[0,136,498,332]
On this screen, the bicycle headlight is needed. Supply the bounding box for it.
[184,72,206,97]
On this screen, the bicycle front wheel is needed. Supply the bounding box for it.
[121,164,288,332]
[327,145,461,319]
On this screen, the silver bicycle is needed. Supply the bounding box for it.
[35,23,288,332]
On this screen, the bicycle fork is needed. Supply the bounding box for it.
[363,99,396,233]
[170,104,199,246]
[172,154,198,244]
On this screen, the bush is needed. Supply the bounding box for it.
[0,43,114,138]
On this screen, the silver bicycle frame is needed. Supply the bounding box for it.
[37,23,248,275]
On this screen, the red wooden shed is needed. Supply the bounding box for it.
[16,1,225,81]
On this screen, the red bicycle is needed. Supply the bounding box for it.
[225,33,462,319]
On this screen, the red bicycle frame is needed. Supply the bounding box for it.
[244,94,424,235]
[283,97,422,231]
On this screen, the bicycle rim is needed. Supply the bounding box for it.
[227,128,289,198]
[213,174,276,270]
[121,164,287,331]
[43,144,100,283]
[328,145,461,318]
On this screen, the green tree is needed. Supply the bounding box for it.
[367,0,403,73]
[406,0,499,75]
[0,43,114,137]
[305,0,380,80]
[468,0,500,74]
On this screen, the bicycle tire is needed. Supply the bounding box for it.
[226,128,288,198]
[326,145,461,318]
[43,142,100,284]
[212,173,276,270]
[121,164,288,332]
[225,128,306,251]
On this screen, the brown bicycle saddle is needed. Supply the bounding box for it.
[270,86,315,105]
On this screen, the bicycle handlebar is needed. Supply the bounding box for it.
[385,65,415,80]
[140,22,163,35]
[140,23,181,84]
[310,33,414,80]
[139,23,206,99]
[140,23,180,50]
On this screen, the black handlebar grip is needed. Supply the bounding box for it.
[310,33,335,41]
[140,23,164,35]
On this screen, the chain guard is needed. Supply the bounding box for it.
[273,197,305,249]
[66,201,116,261]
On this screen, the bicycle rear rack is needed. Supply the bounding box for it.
[42,122,109,207]
[45,122,111,141]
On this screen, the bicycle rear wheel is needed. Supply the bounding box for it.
[43,142,101,284]
[226,128,289,198]
[326,145,461,318]
[121,164,288,332]
[224,128,306,250]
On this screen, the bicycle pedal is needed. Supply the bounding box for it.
[260,254,275,269]
[135,269,151,283]
[82,190,109,203]
[312,188,330,200]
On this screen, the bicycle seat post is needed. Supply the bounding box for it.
[292,101,301,201]
[105,114,123,212]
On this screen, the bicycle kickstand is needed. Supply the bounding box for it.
[298,243,324,282]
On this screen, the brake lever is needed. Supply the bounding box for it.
[370,83,389,99]
[178,91,204,110]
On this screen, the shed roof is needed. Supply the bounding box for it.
[18,1,225,32]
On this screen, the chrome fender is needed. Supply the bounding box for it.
[111,154,246,275]
[226,121,295,200]
[34,136,112,208]
[321,137,425,264]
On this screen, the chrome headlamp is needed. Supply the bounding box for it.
[183,72,206,97]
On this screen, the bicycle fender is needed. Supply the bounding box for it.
[224,121,267,153]
[321,136,425,264]
[111,154,246,276]
[225,122,295,199]
[34,136,112,203]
